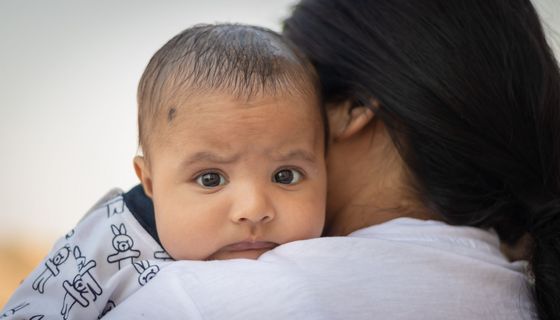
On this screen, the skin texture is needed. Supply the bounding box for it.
[134,91,327,260]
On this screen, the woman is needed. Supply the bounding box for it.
[105,0,558,319]
[283,0,559,318]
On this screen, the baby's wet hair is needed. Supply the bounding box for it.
[137,23,320,154]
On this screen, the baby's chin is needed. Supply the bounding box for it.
[206,248,272,261]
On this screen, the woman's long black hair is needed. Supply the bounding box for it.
[284,0,560,318]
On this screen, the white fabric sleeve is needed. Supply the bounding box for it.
[1,189,173,320]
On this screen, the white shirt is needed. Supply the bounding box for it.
[105,218,536,319]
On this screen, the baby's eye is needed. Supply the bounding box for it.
[196,172,227,188]
[273,168,303,185]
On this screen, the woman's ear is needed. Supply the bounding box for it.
[133,156,153,198]
[328,100,376,141]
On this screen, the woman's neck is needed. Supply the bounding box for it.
[323,121,437,237]
[323,186,435,236]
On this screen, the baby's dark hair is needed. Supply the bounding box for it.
[137,23,320,153]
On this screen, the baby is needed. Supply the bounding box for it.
[2,24,327,319]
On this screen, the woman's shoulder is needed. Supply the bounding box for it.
[109,226,536,320]
[272,217,510,265]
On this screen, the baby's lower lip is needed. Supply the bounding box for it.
[223,241,278,252]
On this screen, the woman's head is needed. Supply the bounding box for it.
[284,0,560,318]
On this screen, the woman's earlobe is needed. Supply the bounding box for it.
[335,106,375,141]
[133,156,154,198]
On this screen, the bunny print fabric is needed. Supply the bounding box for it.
[1,188,174,319]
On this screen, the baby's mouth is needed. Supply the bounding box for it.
[221,241,278,252]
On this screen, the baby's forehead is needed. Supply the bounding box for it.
[149,89,324,150]
[164,88,321,124]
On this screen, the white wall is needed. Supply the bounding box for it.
[0,0,558,245]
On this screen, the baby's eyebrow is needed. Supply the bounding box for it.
[181,152,240,167]
[273,149,317,164]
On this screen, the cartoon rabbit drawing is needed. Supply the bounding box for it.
[32,245,71,293]
[106,223,141,269]
[132,260,160,286]
[60,247,102,320]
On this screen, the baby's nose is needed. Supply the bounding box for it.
[230,188,275,225]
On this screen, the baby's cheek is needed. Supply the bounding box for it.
[158,220,222,260]
[291,205,325,239]
[309,212,327,238]
[308,201,327,237]
[155,216,191,259]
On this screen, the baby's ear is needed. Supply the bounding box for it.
[328,100,376,142]
[133,156,153,198]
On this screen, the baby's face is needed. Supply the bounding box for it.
[138,91,326,260]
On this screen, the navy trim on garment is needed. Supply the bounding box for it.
[123,184,162,246]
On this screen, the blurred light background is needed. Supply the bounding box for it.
[0,0,559,307]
